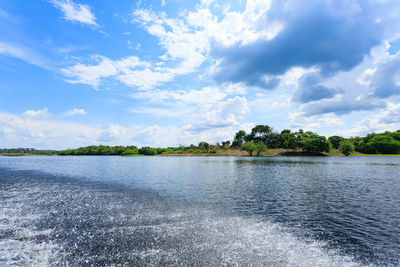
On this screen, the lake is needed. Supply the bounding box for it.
[0,156,399,266]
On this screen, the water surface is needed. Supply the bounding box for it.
[0,156,399,266]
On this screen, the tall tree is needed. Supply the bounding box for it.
[232,130,247,147]
[328,135,345,149]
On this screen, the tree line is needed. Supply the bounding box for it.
[2,126,399,156]
[227,126,400,155]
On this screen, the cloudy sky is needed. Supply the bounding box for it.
[1,0,400,149]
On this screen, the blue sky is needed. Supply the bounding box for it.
[1,0,400,149]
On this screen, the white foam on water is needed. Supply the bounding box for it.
[0,172,372,266]
[0,186,62,266]
[194,216,364,267]
[109,208,367,266]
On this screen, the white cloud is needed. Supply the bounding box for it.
[63,108,87,116]
[0,111,98,149]
[63,7,210,90]
[61,2,281,90]
[337,102,400,137]
[129,107,181,118]
[50,0,97,26]
[22,108,51,119]
[0,41,48,68]
[287,112,344,131]
[183,96,249,131]
[0,111,253,149]
[99,124,127,142]
[61,55,150,88]
[130,86,228,105]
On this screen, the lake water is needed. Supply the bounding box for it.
[0,156,399,266]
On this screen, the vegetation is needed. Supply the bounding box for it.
[138,147,158,155]
[0,148,56,155]
[339,140,355,156]
[121,149,139,156]
[349,131,400,154]
[240,142,257,156]
[328,136,345,149]
[58,145,137,156]
[1,127,399,157]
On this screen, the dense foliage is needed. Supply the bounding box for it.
[328,136,345,149]
[58,145,138,155]
[350,131,400,154]
[229,126,400,155]
[232,127,331,155]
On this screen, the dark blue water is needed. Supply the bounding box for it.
[0,156,399,266]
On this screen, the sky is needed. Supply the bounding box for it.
[1,0,400,149]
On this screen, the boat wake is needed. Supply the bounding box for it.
[0,169,368,266]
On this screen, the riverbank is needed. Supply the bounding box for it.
[2,149,399,157]
[159,148,400,157]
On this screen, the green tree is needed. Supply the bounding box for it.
[240,142,257,156]
[255,142,268,156]
[198,141,210,151]
[250,125,272,142]
[301,135,331,153]
[339,140,355,156]
[328,135,345,149]
[281,132,297,151]
[232,130,247,147]
[221,141,230,149]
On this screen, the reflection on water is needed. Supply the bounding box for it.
[0,156,399,266]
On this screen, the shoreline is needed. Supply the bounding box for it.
[2,149,399,157]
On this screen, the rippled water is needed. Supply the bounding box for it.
[0,156,399,266]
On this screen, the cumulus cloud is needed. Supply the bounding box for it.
[0,111,252,149]
[61,55,150,88]
[22,108,51,119]
[133,9,207,72]
[291,72,343,103]
[288,112,344,130]
[184,96,249,131]
[337,103,400,137]
[377,102,400,124]
[211,0,398,89]
[130,83,250,132]
[50,0,97,26]
[63,108,87,116]
[99,124,127,142]
[54,0,400,132]
[0,111,98,149]
[369,53,400,98]
[301,96,386,116]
